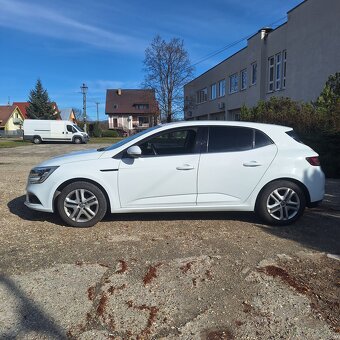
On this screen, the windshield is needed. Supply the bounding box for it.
[74,125,84,132]
[103,125,162,151]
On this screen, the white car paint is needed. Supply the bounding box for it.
[25,121,325,225]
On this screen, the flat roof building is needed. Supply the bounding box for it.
[184,0,340,121]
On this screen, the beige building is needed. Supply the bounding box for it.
[184,0,340,121]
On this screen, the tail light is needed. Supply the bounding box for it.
[306,156,320,166]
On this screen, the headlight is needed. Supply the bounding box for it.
[28,166,59,184]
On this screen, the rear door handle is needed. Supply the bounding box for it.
[176,164,194,170]
[243,161,262,167]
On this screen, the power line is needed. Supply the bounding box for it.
[191,16,287,67]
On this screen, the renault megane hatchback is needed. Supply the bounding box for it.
[25,121,325,227]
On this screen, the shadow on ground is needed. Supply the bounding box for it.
[8,192,340,254]
[0,275,65,338]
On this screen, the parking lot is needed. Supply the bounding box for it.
[0,143,339,339]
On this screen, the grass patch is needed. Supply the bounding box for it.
[0,139,30,148]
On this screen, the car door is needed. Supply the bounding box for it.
[197,126,277,205]
[118,127,202,208]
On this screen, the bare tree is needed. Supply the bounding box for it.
[143,35,194,123]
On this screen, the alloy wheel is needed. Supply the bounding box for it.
[266,187,301,221]
[63,188,99,222]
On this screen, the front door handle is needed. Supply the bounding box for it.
[176,164,194,170]
[243,161,262,167]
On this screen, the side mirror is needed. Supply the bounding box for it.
[127,145,142,158]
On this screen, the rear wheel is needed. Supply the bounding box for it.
[57,181,107,227]
[256,180,306,225]
[33,136,42,144]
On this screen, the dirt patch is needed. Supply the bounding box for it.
[260,254,340,332]
[143,263,162,285]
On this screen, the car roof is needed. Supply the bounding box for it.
[159,120,291,133]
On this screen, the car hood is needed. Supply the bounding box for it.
[37,148,104,167]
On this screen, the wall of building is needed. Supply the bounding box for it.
[184,0,340,121]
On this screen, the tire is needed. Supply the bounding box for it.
[256,180,306,225]
[73,137,82,144]
[57,181,107,227]
[33,136,42,144]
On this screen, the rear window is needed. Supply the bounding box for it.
[254,130,274,148]
[208,126,253,152]
[286,130,304,144]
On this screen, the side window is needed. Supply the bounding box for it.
[138,128,198,156]
[254,130,274,148]
[208,126,253,152]
[67,125,73,133]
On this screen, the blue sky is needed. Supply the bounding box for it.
[0,0,302,120]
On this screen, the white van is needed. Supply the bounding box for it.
[23,119,89,144]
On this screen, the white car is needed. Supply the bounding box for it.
[25,121,325,227]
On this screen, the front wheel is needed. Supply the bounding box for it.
[256,180,306,225]
[73,137,82,144]
[57,181,107,227]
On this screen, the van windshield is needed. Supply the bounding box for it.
[74,125,84,132]
[101,125,162,151]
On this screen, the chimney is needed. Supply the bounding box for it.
[117,89,122,96]
[259,27,273,40]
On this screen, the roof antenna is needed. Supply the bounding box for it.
[8,96,10,105]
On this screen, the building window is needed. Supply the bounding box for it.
[268,56,275,92]
[196,88,208,104]
[134,104,149,110]
[241,69,247,90]
[210,83,217,100]
[251,62,257,85]
[138,116,149,126]
[275,53,282,91]
[218,79,226,97]
[229,73,239,94]
[282,50,287,89]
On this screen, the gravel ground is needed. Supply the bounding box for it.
[0,143,339,339]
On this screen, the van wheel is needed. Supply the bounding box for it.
[73,137,82,144]
[256,180,306,225]
[57,181,107,227]
[33,136,42,144]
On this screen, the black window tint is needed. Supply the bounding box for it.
[208,126,253,152]
[67,125,73,132]
[138,128,198,156]
[255,130,274,148]
[286,130,304,144]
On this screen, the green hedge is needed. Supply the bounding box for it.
[301,133,340,178]
[101,130,119,138]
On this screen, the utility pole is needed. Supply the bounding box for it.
[80,83,88,133]
[95,102,100,122]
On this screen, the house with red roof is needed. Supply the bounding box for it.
[12,101,61,120]
[105,89,159,133]
[0,105,25,136]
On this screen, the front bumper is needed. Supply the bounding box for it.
[25,183,55,213]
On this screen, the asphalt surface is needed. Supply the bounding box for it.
[0,143,339,339]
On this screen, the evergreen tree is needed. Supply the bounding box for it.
[26,79,57,119]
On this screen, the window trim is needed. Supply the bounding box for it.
[210,83,217,100]
[275,52,282,91]
[268,56,275,93]
[241,68,247,91]
[282,50,287,89]
[196,88,208,104]
[251,62,257,86]
[229,73,239,94]
[218,79,226,97]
